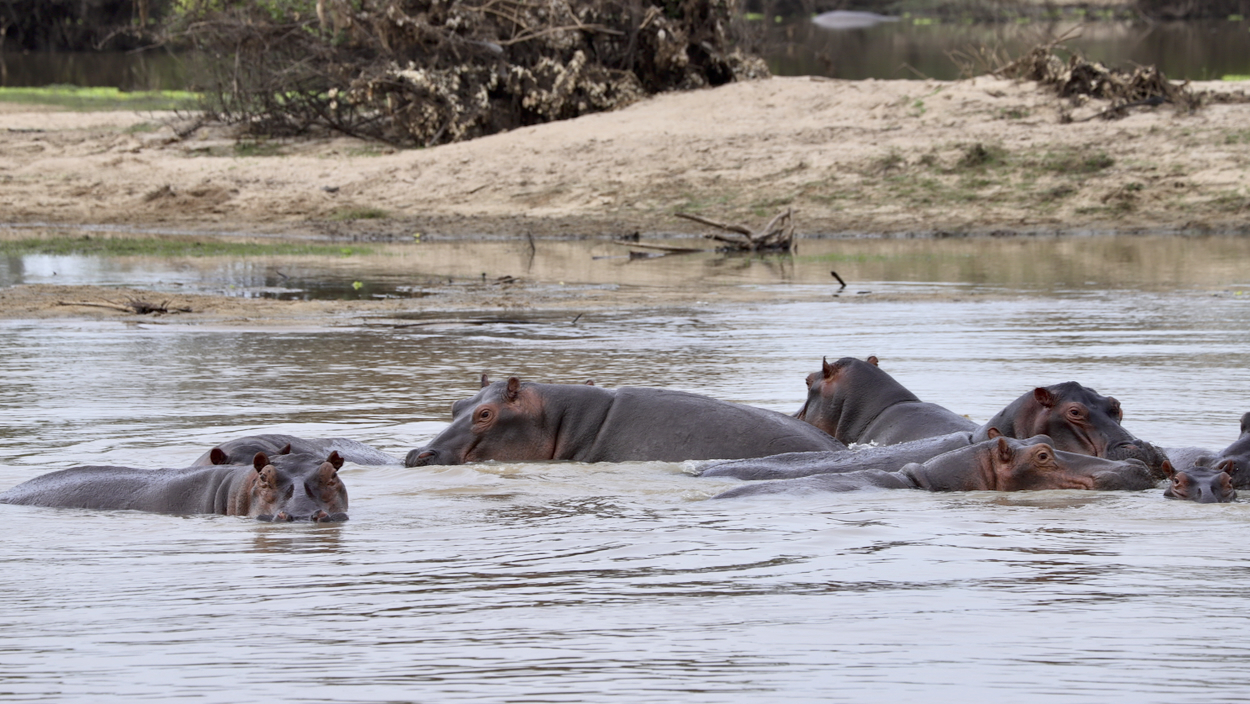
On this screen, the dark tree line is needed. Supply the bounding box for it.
[0,0,174,51]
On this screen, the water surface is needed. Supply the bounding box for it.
[3,235,1250,702]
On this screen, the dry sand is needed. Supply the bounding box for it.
[2,75,1248,240]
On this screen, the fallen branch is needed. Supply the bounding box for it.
[675,208,797,253]
[57,298,191,314]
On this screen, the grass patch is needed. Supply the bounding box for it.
[0,86,199,112]
[0,236,372,258]
[1224,75,1250,82]
[1039,149,1114,175]
[955,143,1007,170]
[330,207,389,221]
[1225,130,1250,144]
[234,140,285,157]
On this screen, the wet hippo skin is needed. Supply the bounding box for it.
[795,356,977,445]
[193,433,399,466]
[713,436,1157,499]
[0,451,349,522]
[406,375,847,466]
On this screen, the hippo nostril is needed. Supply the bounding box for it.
[275,511,294,522]
[312,510,329,522]
[405,448,438,467]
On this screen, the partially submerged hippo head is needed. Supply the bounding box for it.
[1164,459,1237,503]
[796,356,914,439]
[407,375,549,467]
[206,438,293,466]
[978,382,1169,479]
[1217,411,1250,488]
[234,451,349,522]
[910,434,1157,492]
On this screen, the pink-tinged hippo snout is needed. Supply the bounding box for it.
[405,447,442,467]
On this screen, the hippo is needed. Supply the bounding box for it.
[1164,460,1236,503]
[713,436,1157,499]
[1215,412,1250,488]
[795,356,977,445]
[969,382,1169,478]
[0,451,349,522]
[405,375,847,467]
[193,433,399,466]
[709,380,1169,480]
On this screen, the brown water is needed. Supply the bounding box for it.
[3,234,1250,702]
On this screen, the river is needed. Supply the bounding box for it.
[2,234,1250,702]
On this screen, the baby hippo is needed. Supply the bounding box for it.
[0,451,349,522]
[1164,460,1237,503]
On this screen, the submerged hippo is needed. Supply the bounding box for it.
[969,382,1167,477]
[713,436,1156,499]
[746,378,1168,481]
[795,356,977,445]
[1164,461,1236,503]
[193,433,399,466]
[1160,412,1250,500]
[405,375,847,467]
[0,451,349,522]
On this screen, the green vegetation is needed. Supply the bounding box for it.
[1038,149,1115,174]
[330,207,389,221]
[0,86,199,112]
[0,237,371,258]
[1224,75,1250,81]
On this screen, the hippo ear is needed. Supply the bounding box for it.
[995,437,1013,464]
[505,376,521,402]
[1033,387,1057,408]
[210,447,229,465]
[480,373,491,388]
[585,379,595,386]
[1163,461,1175,478]
[821,357,835,380]
[253,452,270,472]
[985,427,1002,439]
[326,451,344,470]
[1217,458,1236,476]
[279,443,292,455]
[867,355,879,366]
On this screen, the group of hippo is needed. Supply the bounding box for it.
[3,356,1247,521]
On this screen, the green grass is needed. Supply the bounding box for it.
[0,86,199,112]
[0,237,371,257]
[1224,75,1250,82]
[330,207,389,221]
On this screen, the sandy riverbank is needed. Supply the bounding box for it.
[2,74,1248,241]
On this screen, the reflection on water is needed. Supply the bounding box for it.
[766,19,1250,80]
[3,237,1250,701]
[4,234,1250,299]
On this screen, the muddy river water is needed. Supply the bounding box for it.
[2,234,1250,702]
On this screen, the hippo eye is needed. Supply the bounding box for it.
[477,408,493,422]
[1067,407,1084,419]
[1037,450,1050,462]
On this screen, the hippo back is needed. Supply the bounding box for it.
[194,434,398,466]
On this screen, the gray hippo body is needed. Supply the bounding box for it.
[0,451,349,522]
[406,375,847,467]
[714,437,1156,499]
[713,380,1170,481]
[795,356,977,446]
[194,433,399,466]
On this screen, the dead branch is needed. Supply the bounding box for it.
[674,208,797,253]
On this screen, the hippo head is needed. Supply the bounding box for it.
[406,375,553,467]
[914,435,1156,492]
[1164,459,1237,503]
[983,382,1169,479]
[241,451,349,522]
[795,355,917,442]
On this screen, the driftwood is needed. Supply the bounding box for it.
[57,298,191,314]
[610,241,709,254]
[675,208,797,252]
